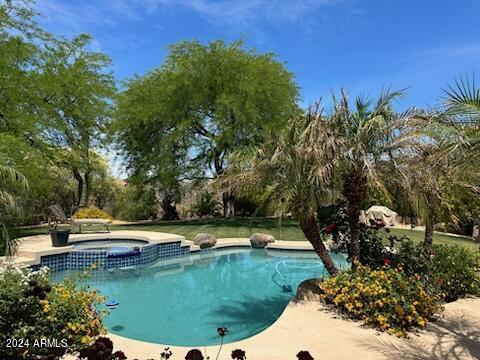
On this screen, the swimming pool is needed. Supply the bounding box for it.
[52,248,348,346]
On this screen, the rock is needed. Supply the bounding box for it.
[249,233,275,249]
[193,233,216,249]
[295,278,325,302]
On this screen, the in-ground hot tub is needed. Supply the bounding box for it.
[39,235,190,271]
[71,238,149,251]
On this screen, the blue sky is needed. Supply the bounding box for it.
[33,0,480,177]
[34,0,480,110]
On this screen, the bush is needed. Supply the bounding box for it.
[74,207,113,220]
[191,192,221,218]
[0,264,106,359]
[318,263,443,337]
[397,241,480,302]
[114,184,157,221]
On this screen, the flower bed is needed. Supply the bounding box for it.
[0,264,107,359]
[317,263,444,337]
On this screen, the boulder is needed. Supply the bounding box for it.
[193,233,217,249]
[295,278,325,302]
[249,233,275,249]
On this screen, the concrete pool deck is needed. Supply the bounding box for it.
[106,297,480,360]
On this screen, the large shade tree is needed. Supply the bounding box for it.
[37,34,116,209]
[113,39,299,217]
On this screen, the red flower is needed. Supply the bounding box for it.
[231,349,246,360]
[325,223,337,234]
[297,350,314,360]
[217,327,229,337]
[383,258,392,266]
[435,278,443,286]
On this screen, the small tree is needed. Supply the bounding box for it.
[325,89,418,264]
[225,105,339,275]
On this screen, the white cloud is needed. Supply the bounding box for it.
[36,0,349,31]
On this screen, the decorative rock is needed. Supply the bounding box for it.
[295,278,325,302]
[249,233,275,249]
[193,233,217,249]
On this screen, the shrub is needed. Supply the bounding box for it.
[397,241,480,302]
[318,263,443,337]
[0,264,106,359]
[74,207,113,220]
[191,192,221,218]
[358,225,387,268]
[114,184,157,221]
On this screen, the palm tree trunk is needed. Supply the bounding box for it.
[343,173,367,266]
[299,212,338,275]
[423,218,434,256]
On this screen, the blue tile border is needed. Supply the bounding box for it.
[39,241,190,271]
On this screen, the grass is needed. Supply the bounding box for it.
[17,217,479,251]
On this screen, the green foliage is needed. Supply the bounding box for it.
[0,264,106,359]
[114,184,157,221]
[113,39,299,207]
[319,263,443,337]
[397,241,480,302]
[358,226,387,268]
[191,192,221,218]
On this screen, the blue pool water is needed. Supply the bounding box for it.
[52,248,348,346]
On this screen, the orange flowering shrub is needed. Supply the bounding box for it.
[318,263,443,337]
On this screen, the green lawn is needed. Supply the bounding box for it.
[18,217,479,251]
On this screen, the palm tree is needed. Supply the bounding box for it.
[396,87,480,254]
[395,142,452,255]
[223,105,340,275]
[0,162,29,257]
[324,89,416,263]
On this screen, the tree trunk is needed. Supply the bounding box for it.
[299,212,338,275]
[423,218,434,256]
[214,152,235,218]
[223,192,235,218]
[343,173,367,266]
[73,168,90,209]
[160,195,180,220]
[157,191,180,220]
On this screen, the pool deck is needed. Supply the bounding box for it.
[0,231,317,266]
[105,297,480,360]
